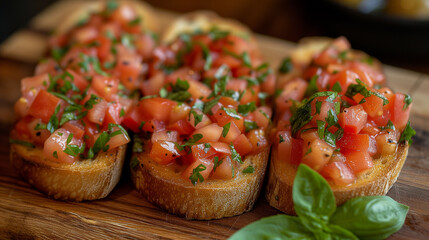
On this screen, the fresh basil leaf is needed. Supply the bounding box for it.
[317,120,325,139]
[293,165,336,232]
[330,196,409,240]
[327,224,358,240]
[279,57,293,74]
[399,121,416,145]
[229,215,313,240]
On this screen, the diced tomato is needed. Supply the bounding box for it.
[226,79,247,92]
[14,97,31,118]
[35,59,58,76]
[122,107,142,132]
[310,96,335,124]
[361,95,384,118]
[301,139,334,171]
[214,108,244,132]
[187,108,212,129]
[88,99,108,125]
[219,96,239,109]
[28,118,51,145]
[149,140,181,165]
[328,70,360,94]
[141,72,165,96]
[239,85,260,105]
[343,150,373,175]
[104,102,123,125]
[91,75,119,101]
[14,116,33,136]
[21,73,49,94]
[28,90,61,123]
[232,134,253,156]
[338,105,367,134]
[300,129,320,147]
[167,120,194,135]
[151,130,179,143]
[290,138,304,165]
[111,4,137,27]
[211,156,234,180]
[135,33,156,59]
[360,122,380,137]
[191,143,218,161]
[105,127,130,150]
[253,106,272,129]
[277,131,292,162]
[247,129,268,153]
[375,130,399,156]
[260,73,276,94]
[219,121,241,143]
[368,109,391,127]
[62,120,85,140]
[138,97,177,122]
[44,128,82,164]
[181,158,214,183]
[115,46,143,90]
[337,133,370,152]
[192,123,223,143]
[320,162,356,186]
[213,55,242,69]
[67,69,89,91]
[276,78,308,113]
[187,80,212,100]
[141,119,166,133]
[390,93,412,131]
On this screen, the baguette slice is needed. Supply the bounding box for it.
[9,0,157,201]
[10,137,126,201]
[266,143,408,215]
[267,36,408,214]
[131,12,271,220]
[132,146,269,220]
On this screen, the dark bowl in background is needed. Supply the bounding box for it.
[305,0,429,62]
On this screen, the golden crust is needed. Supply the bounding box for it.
[265,143,409,215]
[131,148,269,220]
[10,144,126,201]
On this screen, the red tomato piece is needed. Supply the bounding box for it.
[219,121,241,144]
[62,120,85,140]
[88,99,108,125]
[104,102,123,126]
[43,128,82,164]
[247,129,268,153]
[321,162,356,186]
[211,156,234,180]
[138,97,177,123]
[167,120,195,135]
[301,139,334,171]
[343,150,373,174]
[338,105,367,134]
[232,134,253,156]
[149,140,181,165]
[290,138,304,166]
[277,131,292,162]
[151,130,179,143]
[181,158,214,183]
[337,133,370,152]
[192,123,223,143]
[28,90,61,123]
[390,93,412,131]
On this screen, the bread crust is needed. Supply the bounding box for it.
[265,143,409,215]
[10,143,126,201]
[131,147,269,220]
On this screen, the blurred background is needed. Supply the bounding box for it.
[1,0,429,73]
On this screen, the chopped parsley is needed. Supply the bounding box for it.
[189,164,207,185]
[222,122,231,138]
[278,57,293,74]
[399,121,416,145]
[9,139,35,148]
[242,165,254,174]
[244,120,258,133]
[213,156,223,172]
[403,94,412,110]
[345,79,388,105]
[230,143,243,164]
[237,102,256,116]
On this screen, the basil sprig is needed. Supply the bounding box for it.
[230,165,408,240]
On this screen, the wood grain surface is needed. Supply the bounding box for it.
[0,0,428,239]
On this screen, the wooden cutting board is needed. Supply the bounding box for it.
[0,0,428,239]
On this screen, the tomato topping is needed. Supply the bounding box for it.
[338,104,367,134]
[27,90,62,123]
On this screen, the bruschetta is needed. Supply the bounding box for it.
[266,37,414,214]
[124,12,276,219]
[10,0,157,201]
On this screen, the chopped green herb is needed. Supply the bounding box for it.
[403,94,412,110]
[47,104,61,133]
[230,143,243,164]
[9,139,35,148]
[244,120,258,133]
[315,100,322,114]
[53,151,58,159]
[379,120,396,131]
[279,135,285,143]
[278,57,293,73]
[189,164,207,185]
[133,135,144,153]
[189,110,203,127]
[242,165,254,174]
[304,147,312,156]
[222,107,241,120]
[305,75,318,97]
[222,122,231,138]
[213,156,223,172]
[204,143,211,154]
[128,17,141,26]
[237,102,256,116]
[317,120,325,139]
[332,82,342,93]
[399,121,416,145]
[345,79,388,105]
[130,157,140,169]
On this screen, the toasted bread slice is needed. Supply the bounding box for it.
[131,12,271,220]
[55,0,158,34]
[10,141,126,201]
[266,143,408,214]
[131,146,269,220]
